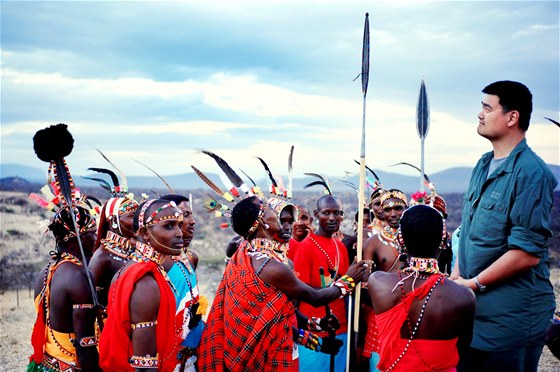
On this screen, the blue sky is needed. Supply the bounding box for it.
[1,0,558,182]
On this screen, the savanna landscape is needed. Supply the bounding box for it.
[1,184,559,370]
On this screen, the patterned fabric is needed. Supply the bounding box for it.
[197,240,295,371]
[98,261,182,372]
[27,352,81,372]
[376,275,458,371]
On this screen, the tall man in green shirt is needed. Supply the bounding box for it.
[452,81,557,372]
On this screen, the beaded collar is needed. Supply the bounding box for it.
[131,241,165,265]
[102,230,132,260]
[380,224,399,242]
[172,249,194,274]
[393,257,443,292]
[402,257,441,275]
[247,238,289,265]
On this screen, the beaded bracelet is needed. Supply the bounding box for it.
[130,354,158,368]
[72,303,94,309]
[297,329,322,352]
[307,316,323,332]
[78,336,98,348]
[131,320,157,329]
[333,275,356,298]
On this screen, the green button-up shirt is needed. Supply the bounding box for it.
[459,138,557,351]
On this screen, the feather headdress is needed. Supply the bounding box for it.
[202,150,253,197]
[304,173,332,195]
[32,123,99,309]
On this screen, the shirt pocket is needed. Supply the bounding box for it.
[473,197,508,245]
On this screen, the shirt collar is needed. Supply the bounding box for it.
[481,138,527,175]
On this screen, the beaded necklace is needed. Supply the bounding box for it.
[308,235,339,275]
[377,226,401,272]
[172,252,196,330]
[380,224,399,244]
[130,242,178,295]
[392,257,442,293]
[385,275,444,371]
[102,230,132,261]
[247,238,289,265]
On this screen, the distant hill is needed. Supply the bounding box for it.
[1,163,559,194]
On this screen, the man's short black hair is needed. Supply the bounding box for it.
[400,204,443,258]
[160,194,189,205]
[132,199,171,233]
[482,80,532,131]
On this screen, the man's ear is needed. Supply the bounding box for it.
[507,110,520,128]
[137,227,149,242]
[313,210,319,218]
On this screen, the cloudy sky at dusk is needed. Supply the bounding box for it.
[1,0,558,183]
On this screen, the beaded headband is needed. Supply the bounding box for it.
[143,201,180,227]
[51,205,97,241]
[380,190,408,207]
[246,198,268,237]
[268,197,299,222]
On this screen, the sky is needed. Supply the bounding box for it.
[1,0,559,183]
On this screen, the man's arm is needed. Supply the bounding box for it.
[69,268,100,372]
[129,274,160,372]
[258,258,366,306]
[453,249,540,290]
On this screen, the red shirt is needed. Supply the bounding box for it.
[287,238,300,262]
[293,233,350,337]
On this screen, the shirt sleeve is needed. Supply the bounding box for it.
[508,176,555,257]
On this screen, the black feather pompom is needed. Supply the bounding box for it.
[33,123,74,162]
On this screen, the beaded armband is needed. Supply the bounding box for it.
[307,316,323,332]
[297,329,322,352]
[79,336,98,348]
[131,320,157,329]
[72,304,94,309]
[130,354,158,368]
[333,275,355,298]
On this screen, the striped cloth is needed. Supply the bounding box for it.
[197,240,296,371]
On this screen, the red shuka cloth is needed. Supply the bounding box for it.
[376,275,459,371]
[99,261,181,372]
[197,241,296,372]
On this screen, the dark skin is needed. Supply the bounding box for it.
[276,207,295,243]
[247,199,368,345]
[368,268,476,359]
[363,198,406,273]
[90,207,137,307]
[33,230,100,371]
[314,196,344,239]
[162,201,198,271]
[292,205,313,242]
[113,205,183,372]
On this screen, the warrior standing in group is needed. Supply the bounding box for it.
[293,192,355,372]
[28,124,101,372]
[99,198,185,371]
[361,189,408,371]
[89,191,139,308]
[369,204,476,371]
[160,194,205,371]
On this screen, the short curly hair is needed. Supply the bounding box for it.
[400,204,443,258]
[231,196,263,239]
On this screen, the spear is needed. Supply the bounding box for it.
[352,11,370,367]
[417,79,430,192]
